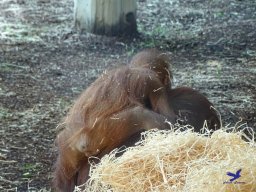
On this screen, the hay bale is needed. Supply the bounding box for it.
[76,127,256,192]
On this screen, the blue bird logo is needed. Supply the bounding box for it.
[226,169,242,182]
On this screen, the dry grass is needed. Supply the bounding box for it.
[75,126,256,192]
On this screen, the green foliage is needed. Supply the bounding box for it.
[0,107,10,119]
[0,63,14,72]
[0,63,28,72]
[216,63,222,78]
[22,163,40,178]
[1,23,42,43]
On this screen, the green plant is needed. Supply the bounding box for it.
[22,163,40,178]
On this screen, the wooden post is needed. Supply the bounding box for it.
[74,0,137,36]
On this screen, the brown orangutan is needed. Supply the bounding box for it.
[73,129,145,191]
[129,48,220,131]
[167,87,220,130]
[76,49,220,185]
[53,48,221,191]
[53,66,177,192]
[130,48,172,87]
[74,129,145,191]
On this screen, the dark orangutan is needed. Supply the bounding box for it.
[167,87,220,130]
[53,66,176,192]
[129,48,220,131]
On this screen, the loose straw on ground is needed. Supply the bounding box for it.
[75,125,256,192]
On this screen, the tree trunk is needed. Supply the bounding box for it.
[74,0,137,36]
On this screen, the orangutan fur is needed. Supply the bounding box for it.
[53,66,176,191]
[130,48,172,87]
[129,48,220,131]
[53,48,221,191]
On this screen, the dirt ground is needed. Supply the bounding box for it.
[0,0,255,191]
